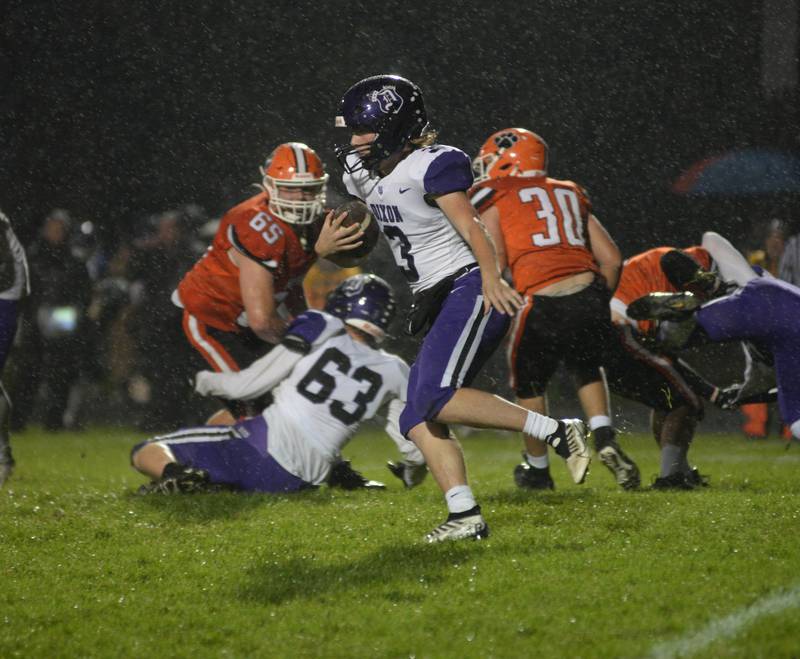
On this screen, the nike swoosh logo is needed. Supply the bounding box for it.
[399,187,411,194]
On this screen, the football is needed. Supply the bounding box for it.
[326,200,380,268]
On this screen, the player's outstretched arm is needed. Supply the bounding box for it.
[436,191,523,315]
[701,231,758,287]
[194,344,302,401]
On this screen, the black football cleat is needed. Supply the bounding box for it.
[513,457,555,490]
[137,463,217,495]
[685,467,710,488]
[327,459,386,490]
[651,472,695,491]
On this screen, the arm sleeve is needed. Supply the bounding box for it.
[194,344,302,400]
[423,149,474,196]
[701,232,757,287]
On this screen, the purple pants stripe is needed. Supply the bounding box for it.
[399,268,510,436]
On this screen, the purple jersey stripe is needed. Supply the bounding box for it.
[423,149,474,196]
[285,311,327,347]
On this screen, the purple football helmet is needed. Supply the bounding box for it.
[334,74,431,174]
[325,274,396,342]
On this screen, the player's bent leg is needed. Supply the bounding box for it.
[406,420,488,542]
[407,421,468,493]
[578,380,640,490]
[435,388,591,484]
[514,395,554,490]
[132,417,311,494]
[131,442,173,480]
[651,405,703,490]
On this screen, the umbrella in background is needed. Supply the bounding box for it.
[672,148,800,196]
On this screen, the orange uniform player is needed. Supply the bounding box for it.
[611,246,711,335]
[174,142,328,374]
[471,175,600,296]
[471,127,640,490]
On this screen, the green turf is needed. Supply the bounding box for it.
[1,427,799,658]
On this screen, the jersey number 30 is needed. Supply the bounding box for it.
[519,187,585,247]
[296,347,383,424]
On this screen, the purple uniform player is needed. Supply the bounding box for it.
[132,275,427,494]
[331,75,592,542]
[0,211,29,486]
[630,232,800,440]
[695,277,800,435]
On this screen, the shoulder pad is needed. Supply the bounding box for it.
[469,184,499,212]
[422,147,473,196]
[282,310,344,353]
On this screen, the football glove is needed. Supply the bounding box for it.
[713,384,743,410]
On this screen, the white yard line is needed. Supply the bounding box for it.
[648,584,800,659]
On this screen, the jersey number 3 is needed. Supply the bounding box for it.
[519,187,585,247]
[296,347,383,424]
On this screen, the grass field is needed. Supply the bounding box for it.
[1,426,799,658]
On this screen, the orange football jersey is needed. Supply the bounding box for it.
[471,176,599,295]
[177,192,317,332]
[613,245,711,334]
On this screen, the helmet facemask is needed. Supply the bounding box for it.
[259,142,329,225]
[334,75,432,175]
[261,174,328,225]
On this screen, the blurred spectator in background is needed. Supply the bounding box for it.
[751,219,787,278]
[778,218,799,285]
[12,209,92,431]
[126,209,199,431]
[742,219,788,438]
[0,210,29,484]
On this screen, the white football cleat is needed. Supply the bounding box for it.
[424,512,489,543]
[559,418,591,484]
[597,441,640,490]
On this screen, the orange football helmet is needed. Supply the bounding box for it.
[472,128,548,183]
[260,142,329,224]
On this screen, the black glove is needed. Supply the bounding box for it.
[714,384,743,410]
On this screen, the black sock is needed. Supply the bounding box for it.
[447,505,481,520]
[593,425,616,450]
[546,422,571,459]
[161,462,186,479]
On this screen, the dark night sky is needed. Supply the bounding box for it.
[2,0,795,253]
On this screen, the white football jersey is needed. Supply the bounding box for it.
[0,211,29,301]
[196,310,416,485]
[343,145,476,293]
